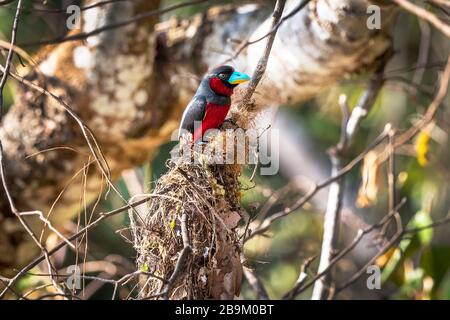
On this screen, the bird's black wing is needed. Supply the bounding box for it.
[179,95,207,136]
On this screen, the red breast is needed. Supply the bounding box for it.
[193,102,230,142]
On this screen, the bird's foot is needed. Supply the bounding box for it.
[221,118,239,129]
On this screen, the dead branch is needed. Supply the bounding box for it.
[243,266,270,300]
[311,56,389,300]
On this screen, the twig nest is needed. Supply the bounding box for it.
[134,136,244,299]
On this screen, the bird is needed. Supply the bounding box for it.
[179,65,250,143]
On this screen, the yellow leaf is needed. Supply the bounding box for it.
[376,247,396,268]
[415,130,430,167]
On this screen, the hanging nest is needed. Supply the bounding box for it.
[133,128,250,299]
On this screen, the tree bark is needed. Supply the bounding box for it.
[0,0,394,274]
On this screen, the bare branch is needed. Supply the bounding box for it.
[159,213,192,300]
[0,193,178,299]
[285,198,407,299]
[246,126,391,241]
[237,0,287,113]
[393,0,450,38]
[0,0,22,115]
[243,266,270,300]
[311,57,388,299]
[22,0,216,47]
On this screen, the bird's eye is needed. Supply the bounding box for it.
[218,74,227,80]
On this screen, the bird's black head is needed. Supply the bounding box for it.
[209,65,251,88]
[210,65,234,87]
[206,65,251,96]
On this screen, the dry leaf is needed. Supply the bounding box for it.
[224,211,241,229]
[356,150,381,208]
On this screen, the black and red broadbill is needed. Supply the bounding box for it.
[179,65,250,142]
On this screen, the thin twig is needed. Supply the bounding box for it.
[246,125,391,241]
[334,210,404,294]
[159,213,192,300]
[21,0,217,47]
[224,0,311,65]
[243,266,270,300]
[394,54,450,147]
[0,194,178,299]
[0,0,22,116]
[237,0,287,112]
[0,64,148,226]
[284,199,406,299]
[392,0,450,38]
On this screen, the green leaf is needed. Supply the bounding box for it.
[170,218,176,232]
[410,210,433,246]
[381,210,433,283]
[421,246,450,298]
[141,263,149,272]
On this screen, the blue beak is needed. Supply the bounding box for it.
[228,71,251,85]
